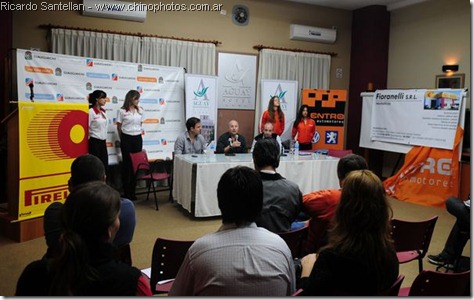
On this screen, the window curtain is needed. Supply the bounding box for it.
[140,37,216,75]
[254,49,331,134]
[51,28,141,62]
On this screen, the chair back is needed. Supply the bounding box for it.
[381,274,405,296]
[408,270,470,296]
[327,149,353,158]
[390,216,438,255]
[150,237,194,294]
[277,223,309,258]
[130,150,150,175]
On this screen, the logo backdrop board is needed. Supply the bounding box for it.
[259,80,298,142]
[217,53,257,110]
[302,89,347,150]
[184,74,218,144]
[16,49,185,161]
[18,102,88,220]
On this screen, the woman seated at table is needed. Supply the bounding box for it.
[297,170,399,296]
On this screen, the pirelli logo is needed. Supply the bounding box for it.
[24,184,69,207]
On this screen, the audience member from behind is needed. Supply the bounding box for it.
[298,170,399,296]
[174,117,207,154]
[250,122,282,153]
[88,89,109,169]
[16,181,151,296]
[260,96,285,136]
[43,154,136,259]
[302,154,368,253]
[292,104,316,151]
[216,120,247,154]
[169,166,295,296]
[428,194,470,269]
[253,138,302,233]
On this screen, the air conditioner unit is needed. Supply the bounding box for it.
[290,24,336,44]
[82,0,146,22]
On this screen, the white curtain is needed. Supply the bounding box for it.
[255,49,331,134]
[140,37,216,75]
[51,28,141,62]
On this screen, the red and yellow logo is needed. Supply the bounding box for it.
[26,109,88,160]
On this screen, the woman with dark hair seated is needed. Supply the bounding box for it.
[298,170,399,296]
[16,181,151,296]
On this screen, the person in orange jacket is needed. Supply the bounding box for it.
[261,96,285,136]
[292,105,316,151]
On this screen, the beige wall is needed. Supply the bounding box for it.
[12,0,353,90]
[388,0,470,107]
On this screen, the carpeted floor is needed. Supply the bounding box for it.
[0,191,469,296]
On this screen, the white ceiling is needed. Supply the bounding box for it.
[286,0,429,11]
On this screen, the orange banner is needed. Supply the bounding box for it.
[384,127,463,207]
[18,102,88,220]
[302,89,347,150]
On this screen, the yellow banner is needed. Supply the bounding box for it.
[18,102,88,220]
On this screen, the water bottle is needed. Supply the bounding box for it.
[294,141,299,157]
[207,140,216,155]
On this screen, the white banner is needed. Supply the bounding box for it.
[16,49,185,161]
[259,80,298,142]
[217,52,257,110]
[184,74,218,144]
[370,89,464,150]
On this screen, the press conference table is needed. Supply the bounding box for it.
[172,153,340,218]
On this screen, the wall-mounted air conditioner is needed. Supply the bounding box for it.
[290,24,336,44]
[82,0,146,22]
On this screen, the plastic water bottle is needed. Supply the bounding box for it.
[294,141,299,157]
[207,140,216,155]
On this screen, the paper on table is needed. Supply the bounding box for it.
[158,278,175,285]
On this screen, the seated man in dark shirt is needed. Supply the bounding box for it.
[44,154,136,258]
[216,120,247,154]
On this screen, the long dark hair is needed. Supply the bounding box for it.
[325,170,395,288]
[88,90,106,107]
[293,104,309,129]
[49,181,121,295]
[121,90,140,112]
[267,96,284,123]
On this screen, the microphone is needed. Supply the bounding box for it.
[235,134,239,142]
[228,138,232,146]
[28,83,34,102]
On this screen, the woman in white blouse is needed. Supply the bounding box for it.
[88,90,108,169]
[116,90,144,200]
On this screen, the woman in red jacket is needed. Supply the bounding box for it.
[260,96,285,136]
[292,104,316,150]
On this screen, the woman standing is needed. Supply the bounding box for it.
[260,96,285,136]
[298,170,399,296]
[16,182,152,296]
[88,90,108,169]
[117,90,144,200]
[292,105,316,151]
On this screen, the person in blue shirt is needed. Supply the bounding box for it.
[43,154,136,259]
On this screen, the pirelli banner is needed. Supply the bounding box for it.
[302,89,347,150]
[18,102,88,221]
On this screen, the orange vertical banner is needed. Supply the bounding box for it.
[302,89,347,150]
